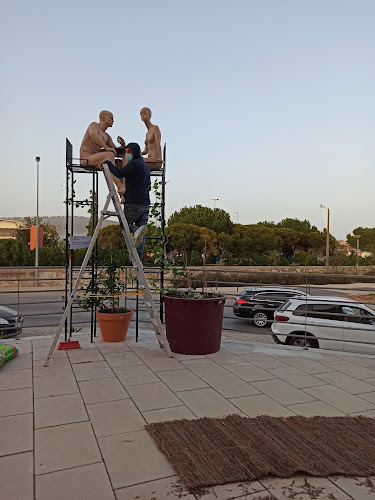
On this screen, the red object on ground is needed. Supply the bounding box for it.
[30,226,44,250]
[58,339,81,350]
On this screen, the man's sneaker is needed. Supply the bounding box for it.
[133,226,148,248]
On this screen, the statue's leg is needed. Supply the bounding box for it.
[87,152,126,202]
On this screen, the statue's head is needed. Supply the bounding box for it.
[99,110,114,127]
[140,107,152,122]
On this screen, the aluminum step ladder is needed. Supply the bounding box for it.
[44,164,172,366]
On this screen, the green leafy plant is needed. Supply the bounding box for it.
[76,249,131,313]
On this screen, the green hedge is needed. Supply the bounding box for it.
[0,240,132,267]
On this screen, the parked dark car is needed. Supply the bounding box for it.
[233,287,309,327]
[0,305,23,338]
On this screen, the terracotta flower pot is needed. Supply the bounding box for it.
[96,310,133,342]
[162,295,226,354]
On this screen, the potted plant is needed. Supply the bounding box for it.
[77,250,133,342]
[146,182,226,355]
[161,263,226,355]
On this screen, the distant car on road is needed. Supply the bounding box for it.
[271,296,375,354]
[233,287,309,327]
[0,305,23,338]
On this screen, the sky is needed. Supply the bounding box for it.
[1,0,374,240]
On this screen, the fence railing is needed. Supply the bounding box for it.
[1,266,374,352]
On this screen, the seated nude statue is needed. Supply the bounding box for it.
[80,110,125,201]
[140,107,162,170]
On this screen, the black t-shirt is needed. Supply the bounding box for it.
[105,160,150,205]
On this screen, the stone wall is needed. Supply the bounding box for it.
[0,265,374,289]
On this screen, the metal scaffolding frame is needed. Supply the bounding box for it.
[64,139,167,342]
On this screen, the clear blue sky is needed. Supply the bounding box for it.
[1,0,374,239]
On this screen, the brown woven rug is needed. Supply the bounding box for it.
[146,414,375,490]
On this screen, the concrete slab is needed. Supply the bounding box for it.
[87,398,146,437]
[35,393,88,428]
[157,368,208,392]
[200,373,260,398]
[0,387,33,417]
[126,382,182,412]
[72,360,115,381]
[229,394,295,418]
[304,385,375,414]
[34,373,79,398]
[98,430,175,489]
[0,413,33,456]
[176,388,242,418]
[35,421,102,474]
[79,377,129,404]
[36,462,115,500]
[0,452,33,500]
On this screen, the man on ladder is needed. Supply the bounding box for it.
[101,142,150,260]
[44,142,172,366]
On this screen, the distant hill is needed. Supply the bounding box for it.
[9,216,117,239]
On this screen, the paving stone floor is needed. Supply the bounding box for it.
[2,330,375,499]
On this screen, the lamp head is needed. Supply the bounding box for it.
[35,157,40,163]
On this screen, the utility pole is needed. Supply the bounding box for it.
[354,234,361,276]
[320,204,330,266]
[211,197,219,210]
[35,156,40,286]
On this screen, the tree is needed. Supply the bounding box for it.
[166,223,201,262]
[98,224,126,250]
[198,227,218,260]
[217,232,235,262]
[347,227,375,254]
[275,228,300,259]
[0,240,33,266]
[168,205,233,235]
[16,217,59,248]
[277,218,318,233]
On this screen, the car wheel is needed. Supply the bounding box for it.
[288,332,318,349]
[272,334,283,344]
[252,311,269,328]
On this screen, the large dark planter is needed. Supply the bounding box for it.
[162,295,226,355]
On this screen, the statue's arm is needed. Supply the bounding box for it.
[155,126,162,160]
[88,124,115,153]
[141,140,148,156]
[106,135,117,149]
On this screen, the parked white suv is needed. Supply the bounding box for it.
[271,296,375,354]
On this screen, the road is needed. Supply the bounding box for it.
[0,285,354,340]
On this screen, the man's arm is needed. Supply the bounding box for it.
[88,124,116,154]
[102,161,134,178]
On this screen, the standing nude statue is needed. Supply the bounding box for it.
[140,107,163,170]
[80,110,126,201]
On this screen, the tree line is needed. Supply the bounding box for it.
[0,207,374,266]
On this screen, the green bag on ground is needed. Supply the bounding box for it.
[0,344,19,367]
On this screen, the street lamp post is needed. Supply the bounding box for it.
[235,211,240,223]
[320,204,330,266]
[354,234,361,276]
[35,156,40,287]
[211,197,219,210]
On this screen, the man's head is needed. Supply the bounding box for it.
[140,107,152,122]
[99,110,114,127]
[125,143,142,160]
